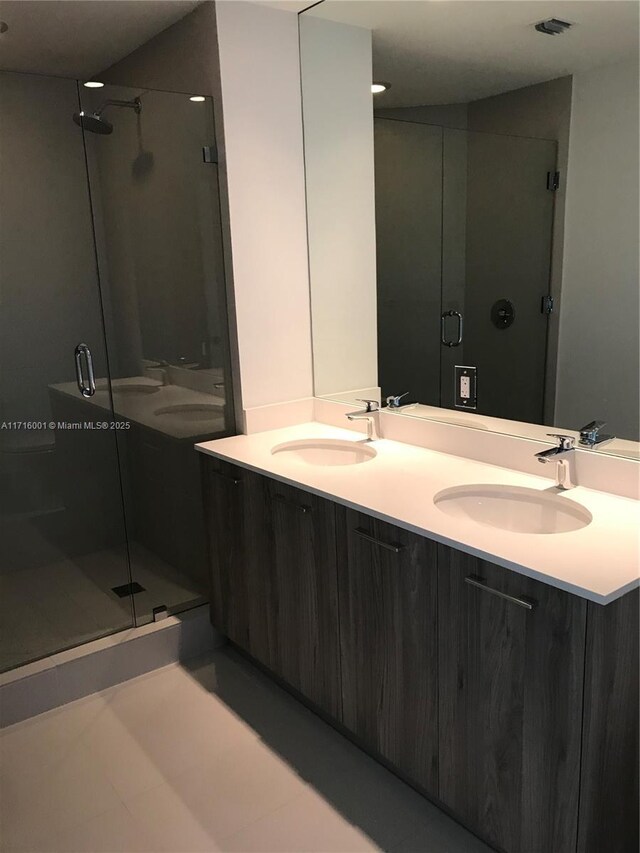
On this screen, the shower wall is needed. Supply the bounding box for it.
[84,85,227,377]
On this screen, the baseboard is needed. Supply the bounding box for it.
[0,605,224,728]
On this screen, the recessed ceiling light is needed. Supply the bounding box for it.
[189,95,206,102]
[371,82,391,95]
[83,81,104,88]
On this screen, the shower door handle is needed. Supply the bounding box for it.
[74,343,96,398]
[441,310,463,347]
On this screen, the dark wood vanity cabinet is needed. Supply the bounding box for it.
[203,458,341,718]
[337,509,439,796]
[203,458,274,669]
[437,546,587,853]
[202,455,638,853]
[265,478,341,718]
[577,588,639,853]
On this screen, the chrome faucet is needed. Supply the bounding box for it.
[579,420,615,449]
[535,434,576,490]
[346,399,379,442]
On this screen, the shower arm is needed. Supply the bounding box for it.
[96,97,142,117]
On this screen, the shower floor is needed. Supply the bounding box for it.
[0,515,206,674]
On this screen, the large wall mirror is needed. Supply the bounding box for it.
[299,1,639,459]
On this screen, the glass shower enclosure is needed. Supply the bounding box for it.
[0,72,235,672]
[375,118,556,425]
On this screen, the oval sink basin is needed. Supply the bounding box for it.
[434,484,592,534]
[271,439,377,466]
[154,403,222,422]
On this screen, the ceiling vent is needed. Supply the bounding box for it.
[534,18,572,35]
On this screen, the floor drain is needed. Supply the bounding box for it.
[111,581,146,598]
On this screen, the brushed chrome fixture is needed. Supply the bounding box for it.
[345,399,379,441]
[73,97,142,135]
[386,392,409,408]
[579,420,615,449]
[535,434,575,490]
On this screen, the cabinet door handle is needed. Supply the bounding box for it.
[354,527,404,553]
[464,575,536,610]
[273,493,311,513]
[210,468,242,485]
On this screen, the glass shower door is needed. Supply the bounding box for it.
[440,128,557,422]
[79,83,235,624]
[0,72,134,672]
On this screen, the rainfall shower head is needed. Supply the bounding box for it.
[73,97,141,135]
[73,111,113,134]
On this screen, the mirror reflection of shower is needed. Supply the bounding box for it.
[73,96,142,135]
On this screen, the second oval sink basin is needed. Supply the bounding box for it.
[434,484,592,534]
[271,439,377,466]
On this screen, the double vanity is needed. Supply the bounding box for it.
[197,423,638,853]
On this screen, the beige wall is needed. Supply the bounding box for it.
[556,58,639,440]
[214,0,314,411]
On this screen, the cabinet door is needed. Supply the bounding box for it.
[438,545,586,853]
[338,508,438,795]
[267,480,341,719]
[202,457,274,668]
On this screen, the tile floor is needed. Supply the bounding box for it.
[0,647,492,853]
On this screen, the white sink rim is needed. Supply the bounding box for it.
[154,403,223,422]
[434,483,592,535]
[271,438,377,466]
[112,384,160,395]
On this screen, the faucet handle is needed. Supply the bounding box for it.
[579,420,606,444]
[385,392,409,408]
[356,399,379,412]
[546,433,575,451]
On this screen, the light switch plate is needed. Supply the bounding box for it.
[455,365,477,409]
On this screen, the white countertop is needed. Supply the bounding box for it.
[196,422,640,605]
[51,377,226,440]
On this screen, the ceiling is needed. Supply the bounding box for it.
[0,0,202,78]
[305,0,640,106]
